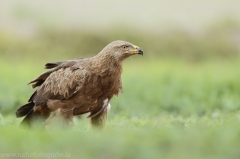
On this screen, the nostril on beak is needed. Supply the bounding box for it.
[138,48,143,55]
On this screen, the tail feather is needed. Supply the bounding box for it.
[16,102,34,118]
[16,101,38,127]
[16,102,48,127]
[20,109,43,127]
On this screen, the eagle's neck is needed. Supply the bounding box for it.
[91,52,123,76]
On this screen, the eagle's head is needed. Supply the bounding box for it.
[99,40,143,61]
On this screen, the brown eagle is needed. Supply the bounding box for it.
[16,40,143,128]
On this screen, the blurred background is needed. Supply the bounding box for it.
[1,0,240,60]
[1,1,240,159]
[1,0,240,117]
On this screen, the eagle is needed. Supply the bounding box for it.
[16,40,143,128]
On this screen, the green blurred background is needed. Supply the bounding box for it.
[1,1,240,159]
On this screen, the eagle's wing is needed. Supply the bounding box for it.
[39,65,85,100]
[45,58,84,69]
[30,60,88,105]
[45,61,66,69]
[29,58,85,89]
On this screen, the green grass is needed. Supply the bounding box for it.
[1,58,240,159]
[1,114,240,159]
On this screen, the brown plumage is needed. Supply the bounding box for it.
[16,40,143,128]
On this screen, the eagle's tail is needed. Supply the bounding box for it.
[16,102,34,118]
[16,102,49,127]
[16,102,35,126]
[16,102,41,126]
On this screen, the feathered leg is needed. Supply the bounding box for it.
[91,103,111,128]
[45,108,73,129]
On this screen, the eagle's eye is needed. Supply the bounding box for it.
[122,45,128,50]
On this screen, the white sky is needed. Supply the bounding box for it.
[0,0,240,34]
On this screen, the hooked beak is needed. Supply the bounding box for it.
[128,45,144,55]
[137,47,143,55]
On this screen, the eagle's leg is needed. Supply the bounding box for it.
[91,103,111,128]
[45,108,73,129]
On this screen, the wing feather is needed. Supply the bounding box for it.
[36,65,86,101]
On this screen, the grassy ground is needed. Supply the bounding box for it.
[0,58,240,159]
